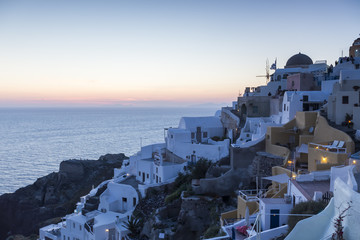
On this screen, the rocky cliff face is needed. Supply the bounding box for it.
[0,153,126,239]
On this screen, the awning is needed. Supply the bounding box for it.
[262,173,290,184]
[298,144,309,153]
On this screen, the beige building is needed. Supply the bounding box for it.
[266,112,355,173]
[327,70,360,127]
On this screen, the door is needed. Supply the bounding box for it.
[196,127,201,143]
[142,172,145,182]
[270,209,280,229]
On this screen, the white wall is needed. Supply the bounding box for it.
[321,80,338,94]
[61,215,87,240]
[335,91,359,124]
[286,177,360,240]
[259,199,292,230]
[158,162,186,182]
[99,182,139,213]
[168,140,229,162]
[136,159,153,184]
[288,181,308,204]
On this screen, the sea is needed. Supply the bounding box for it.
[0,107,219,195]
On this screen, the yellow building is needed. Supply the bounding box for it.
[265,111,354,173]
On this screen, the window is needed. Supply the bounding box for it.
[203,132,208,138]
[122,197,127,202]
[159,177,161,183]
[342,96,349,104]
[153,174,155,179]
[171,135,173,139]
[147,173,149,179]
[303,95,308,102]
[80,225,82,231]
[355,64,360,69]
[291,81,295,87]
[73,223,75,228]
[191,132,195,139]
[138,171,141,176]
[156,167,158,173]
[284,104,286,111]
[133,197,136,207]
[63,236,65,240]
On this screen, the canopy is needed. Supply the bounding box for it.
[262,173,290,184]
[298,144,309,153]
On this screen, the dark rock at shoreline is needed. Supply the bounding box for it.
[0,153,127,239]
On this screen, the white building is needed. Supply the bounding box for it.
[281,91,329,124]
[166,116,229,162]
[40,175,140,240]
[131,143,187,187]
[286,165,360,240]
[234,117,280,148]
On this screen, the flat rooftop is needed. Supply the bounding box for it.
[291,179,330,200]
[120,176,142,188]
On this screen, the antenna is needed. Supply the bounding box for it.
[256,59,271,84]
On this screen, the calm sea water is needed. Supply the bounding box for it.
[0,107,218,195]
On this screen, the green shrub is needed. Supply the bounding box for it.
[288,200,328,232]
[174,172,191,188]
[165,184,187,203]
[191,159,211,179]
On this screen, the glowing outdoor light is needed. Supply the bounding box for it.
[353,160,357,164]
[321,157,327,164]
[105,229,109,232]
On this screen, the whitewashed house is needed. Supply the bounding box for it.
[40,175,140,240]
[129,143,187,188]
[281,91,329,124]
[166,116,229,162]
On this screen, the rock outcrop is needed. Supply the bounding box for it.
[0,153,127,239]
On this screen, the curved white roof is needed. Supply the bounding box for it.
[178,116,222,130]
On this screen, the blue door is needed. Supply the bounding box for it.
[270,209,280,229]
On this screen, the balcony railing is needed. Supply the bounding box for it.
[238,189,267,201]
[308,143,347,154]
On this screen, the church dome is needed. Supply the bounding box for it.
[285,53,313,68]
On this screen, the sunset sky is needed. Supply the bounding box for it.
[1,0,359,107]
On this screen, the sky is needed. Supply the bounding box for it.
[0,0,359,107]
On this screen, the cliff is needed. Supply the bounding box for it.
[0,153,127,239]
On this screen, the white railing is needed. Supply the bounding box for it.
[309,143,347,154]
[238,189,267,200]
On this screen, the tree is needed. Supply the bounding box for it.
[331,204,351,240]
[122,215,143,239]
